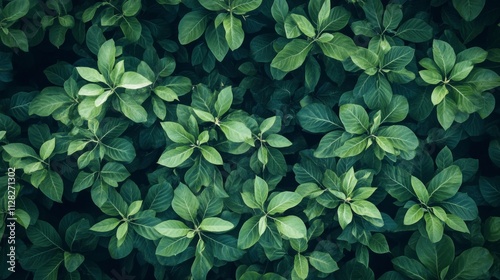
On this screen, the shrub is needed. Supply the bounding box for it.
[1,0,500,279]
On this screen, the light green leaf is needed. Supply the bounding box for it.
[291,14,315,37]
[3,143,39,159]
[90,218,121,232]
[40,138,55,160]
[215,86,233,117]
[237,216,261,249]
[449,61,473,81]
[377,125,419,152]
[199,145,223,165]
[156,236,192,257]
[308,251,339,273]
[265,134,292,148]
[351,48,379,71]
[419,70,443,85]
[232,0,262,14]
[160,122,195,144]
[98,39,115,77]
[404,204,424,225]
[424,213,444,243]
[158,145,194,168]
[219,121,252,142]
[223,14,244,50]
[271,39,313,72]
[103,138,136,162]
[76,67,106,83]
[199,217,234,232]
[172,184,199,222]
[317,33,356,61]
[337,203,353,229]
[350,200,383,220]
[118,94,147,123]
[254,176,268,208]
[445,214,469,233]
[117,72,151,89]
[274,215,307,239]
[411,176,429,203]
[383,4,403,30]
[267,192,302,215]
[39,171,64,203]
[178,11,209,45]
[155,220,191,238]
[335,136,369,158]
[433,40,456,76]
[368,233,389,254]
[428,165,462,202]
[339,104,369,134]
[294,254,309,279]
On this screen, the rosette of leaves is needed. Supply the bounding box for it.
[82,0,142,42]
[0,0,30,51]
[176,0,263,61]
[351,0,433,46]
[154,183,242,279]
[90,182,162,258]
[418,39,499,129]
[270,0,356,74]
[399,147,480,243]
[349,45,415,109]
[76,39,152,123]
[19,214,101,280]
[387,234,494,280]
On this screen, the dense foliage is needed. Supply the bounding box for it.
[1,0,500,279]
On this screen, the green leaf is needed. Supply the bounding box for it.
[335,136,369,158]
[3,143,39,159]
[297,103,342,133]
[451,84,482,114]
[337,203,353,229]
[449,61,473,81]
[368,233,389,254]
[33,254,63,280]
[223,14,244,50]
[178,11,209,45]
[39,171,64,203]
[219,121,252,142]
[411,176,429,203]
[361,0,383,28]
[308,251,339,273]
[383,4,403,30]
[0,29,28,52]
[199,0,227,11]
[127,200,142,216]
[199,217,234,232]
[118,95,148,123]
[265,134,292,148]
[339,104,369,134]
[27,220,63,248]
[215,86,233,117]
[144,182,173,212]
[271,39,313,72]
[392,256,432,280]
[117,72,152,89]
[361,74,393,109]
[317,33,356,61]
[98,40,115,77]
[238,216,261,249]
[382,46,415,71]
[416,235,454,276]
[2,0,30,22]
[452,0,485,21]
[445,214,469,233]
[433,40,456,76]
[291,14,315,37]
[205,24,229,62]
[428,165,462,202]
[294,254,309,279]
[122,0,141,17]
[29,87,73,117]
[351,47,379,71]
[484,217,500,242]
[396,18,433,43]
[274,215,307,239]
[172,184,199,222]
[350,200,383,220]
[420,70,443,85]
[377,125,418,152]
[314,130,344,158]
[156,236,192,257]
[49,25,68,49]
[437,97,458,130]
[76,67,106,83]
[267,192,302,215]
[104,138,136,162]
[232,0,262,14]
[155,220,191,237]
[489,140,500,167]
[158,145,194,168]
[160,122,195,144]
[254,176,268,208]
[64,252,84,273]
[90,218,121,232]
[78,83,105,96]
[40,138,55,160]
[431,84,449,105]
[404,204,424,225]
[424,213,444,243]
[447,247,493,280]
[199,145,223,165]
